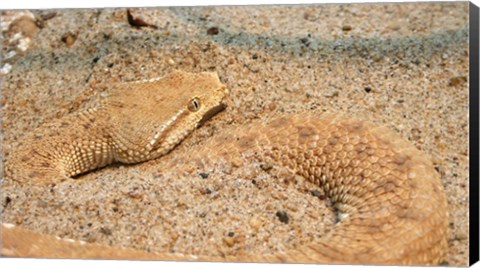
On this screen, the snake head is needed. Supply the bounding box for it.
[105,70,228,163]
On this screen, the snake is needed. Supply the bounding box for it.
[2,71,448,265]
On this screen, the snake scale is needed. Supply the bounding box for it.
[2,71,448,265]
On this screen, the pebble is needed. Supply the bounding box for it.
[100,227,112,236]
[260,163,273,171]
[1,95,7,106]
[199,172,209,179]
[0,64,12,75]
[248,217,262,230]
[324,91,339,98]
[268,102,277,111]
[126,9,158,29]
[230,157,242,168]
[275,210,289,224]
[449,76,467,87]
[5,50,16,60]
[385,22,400,31]
[311,190,325,200]
[9,15,40,38]
[4,196,12,206]
[40,12,57,22]
[121,186,144,199]
[299,37,310,46]
[61,32,77,48]
[342,25,352,31]
[207,27,219,35]
[223,236,235,247]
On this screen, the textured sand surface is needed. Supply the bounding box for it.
[1,2,469,265]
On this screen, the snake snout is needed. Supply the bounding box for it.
[198,103,226,127]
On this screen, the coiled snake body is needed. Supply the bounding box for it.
[2,71,448,265]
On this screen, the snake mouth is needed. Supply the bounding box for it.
[198,103,226,127]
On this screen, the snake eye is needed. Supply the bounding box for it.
[188,97,201,112]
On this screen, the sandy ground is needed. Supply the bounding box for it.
[0,2,469,266]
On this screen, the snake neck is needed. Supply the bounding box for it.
[6,109,114,184]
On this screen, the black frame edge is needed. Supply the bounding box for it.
[470,1,480,267]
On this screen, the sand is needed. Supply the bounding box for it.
[0,2,469,266]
